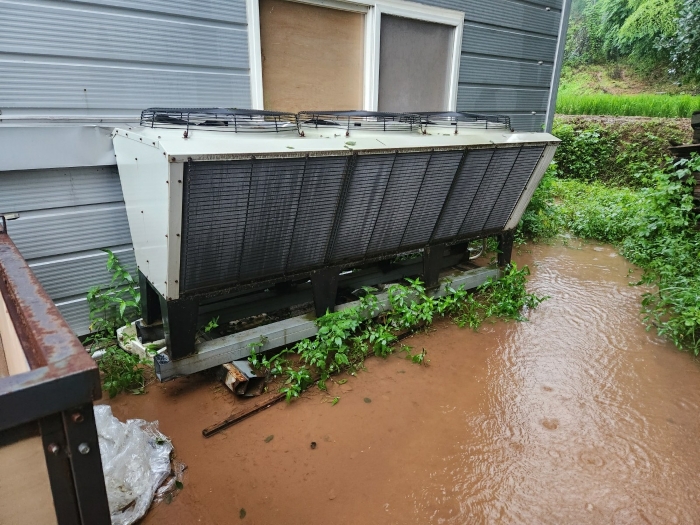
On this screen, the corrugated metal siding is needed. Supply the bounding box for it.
[3,62,251,111]
[415,0,563,131]
[459,56,553,88]
[65,0,247,24]
[0,0,251,116]
[0,166,123,211]
[0,166,135,334]
[0,0,251,334]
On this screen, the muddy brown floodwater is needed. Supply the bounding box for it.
[107,242,700,524]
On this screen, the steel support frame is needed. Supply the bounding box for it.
[422,243,447,288]
[310,266,341,317]
[39,404,110,525]
[155,265,499,380]
[148,239,488,360]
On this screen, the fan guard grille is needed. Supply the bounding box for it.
[418,112,511,133]
[140,108,298,133]
[297,111,420,135]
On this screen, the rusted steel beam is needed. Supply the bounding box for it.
[0,221,101,431]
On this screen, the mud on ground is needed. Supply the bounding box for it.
[107,242,700,524]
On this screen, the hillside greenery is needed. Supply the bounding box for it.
[566,0,700,84]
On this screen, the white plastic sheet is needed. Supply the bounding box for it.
[94,405,173,525]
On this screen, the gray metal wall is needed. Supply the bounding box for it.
[0,0,567,335]
[1,0,564,125]
[0,166,136,335]
[0,0,251,334]
[426,0,566,132]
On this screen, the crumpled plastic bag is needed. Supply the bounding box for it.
[94,405,173,525]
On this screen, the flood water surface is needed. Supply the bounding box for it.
[109,242,700,524]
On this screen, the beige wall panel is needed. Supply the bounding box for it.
[260,0,364,112]
[0,435,58,525]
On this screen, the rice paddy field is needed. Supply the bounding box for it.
[556,93,700,118]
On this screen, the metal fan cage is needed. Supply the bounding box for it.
[418,112,512,134]
[140,108,299,134]
[297,111,420,135]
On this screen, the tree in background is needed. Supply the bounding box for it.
[658,0,700,82]
[564,0,698,83]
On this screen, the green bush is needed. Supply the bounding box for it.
[550,116,691,186]
[517,167,563,240]
[551,124,617,182]
[658,0,700,83]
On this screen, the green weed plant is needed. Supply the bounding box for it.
[85,250,150,397]
[86,249,141,334]
[262,270,544,402]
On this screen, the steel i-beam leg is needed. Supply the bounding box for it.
[423,243,447,288]
[311,266,340,318]
[160,296,199,359]
[139,271,162,326]
[497,230,515,267]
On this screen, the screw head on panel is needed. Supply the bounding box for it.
[47,443,60,456]
[78,443,90,455]
[71,412,84,424]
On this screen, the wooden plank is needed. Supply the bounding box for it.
[259,0,364,112]
[0,289,29,376]
[0,335,8,377]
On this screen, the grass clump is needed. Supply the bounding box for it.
[98,345,149,397]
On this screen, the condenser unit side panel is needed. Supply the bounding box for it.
[431,148,494,242]
[400,149,464,249]
[504,144,558,230]
[180,160,252,293]
[238,158,306,281]
[112,135,171,297]
[329,154,395,263]
[483,146,544,231]
[365,152,431,256]
[459,148,519,237]
[286,156,347,272]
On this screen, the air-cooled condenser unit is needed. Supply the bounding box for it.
[112,109,559,361]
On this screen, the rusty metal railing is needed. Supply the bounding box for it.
[0,216,110,524]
